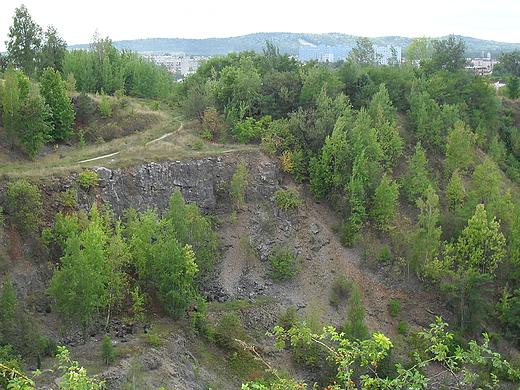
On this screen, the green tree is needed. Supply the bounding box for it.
[39,67,76,141]
[17,91,51,158]
[411,186,443,280]
[445,203,506,275]
[49,205,115,339]
[342,282,369,341]
[5,5,43,78]
[368,84,403,169]
[506,75,520,99]
[406,37,434,64]
[427,35,467,73]
[5,179,43,234]
[101,335,115,365]
[163,189,219,280]
[445,120,476,175]
[245,318,520,390]
[498,49,520,77]
[349,37,378,67]
[445,169,466,209]
[370,174,399,231]
[2,64,22,148]
[40,25,67,72]
[401,142,432,203]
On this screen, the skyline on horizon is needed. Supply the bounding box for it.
[2,0,520,53]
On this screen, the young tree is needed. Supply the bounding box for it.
[40,25,67,72]
[5,179,43,235]
[401,142,432,203]
[5,4,43,78]
[445,120,476,175]
[444,203,506,275]
[2,64,21,148]
[411,186,443,280]
[343,282,369,341]
[40,67,76,141]
[370,174,400,231]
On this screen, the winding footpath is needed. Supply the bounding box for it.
[78,120,183,163]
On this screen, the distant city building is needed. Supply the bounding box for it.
[466,53,497,76]
[299,44,353,63]
[143,55,204,76]
[374,45,402,65]
[299,43,401,65]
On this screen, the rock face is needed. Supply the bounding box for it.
[88,152,280,217]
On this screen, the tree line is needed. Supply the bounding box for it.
[0,5,177,158]
[178,36,520,342]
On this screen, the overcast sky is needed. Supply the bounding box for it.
[1,0,520,52]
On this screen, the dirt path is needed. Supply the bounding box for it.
[78,120,184,164]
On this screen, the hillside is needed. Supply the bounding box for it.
[67,32,520,57]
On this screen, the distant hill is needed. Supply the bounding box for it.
[68,32,520,58]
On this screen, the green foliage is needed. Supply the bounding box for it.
[76,169,99,189]
[232,116,271,143]
[59,188,77,209]
[56,346,105,389]
[370,174,399,231]
[397,321,408,336]
[329,275,352,310]
[213,312,244,349]
[98,93,112,118]
[249,317,520,390]
[400,142,432,203]
[273,187,303,211]
[277,307,299,330]
[39,67,75,141]
[230,160,249,210]
[101,335,115,365]
[388,299,402,317]
[6,5,42,78]
[343,282,369,341]
[5,179,43,234]
[268,244,298,282]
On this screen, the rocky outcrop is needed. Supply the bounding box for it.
[88,152,280,217]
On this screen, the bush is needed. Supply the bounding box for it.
[77,170,99,190]
[101,335,115,364]
[273,187,303,211]
[98,94,112,118]
[5,179,43,234]
[397,321,408,335]
[277,307,299,330]
[389,299,402,317]
[269,244,298,282]
[330,275,352,310]
[213,312,244,349]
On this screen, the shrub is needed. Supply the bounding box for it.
[101,335,115,364]
[397,321,408,335]
[77,170,99,190]
[213,312,244,349]
[98,94,112,118]
[389,299,402,317]
[230,161,248,210]
[59,188,77,209]
[269,244,298,282]
[277,307,299,330]
[273,187,303,211]
[5,179,43,234]
[330,275,352,310]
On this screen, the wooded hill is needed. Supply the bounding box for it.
[67,32,520,57]
[3,4,520,389]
